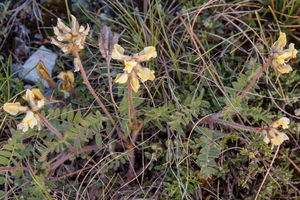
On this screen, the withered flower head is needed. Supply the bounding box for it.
[57,71,75,91]
[36,60,57,89]
[51,14,90,54]
[98,25,119,60]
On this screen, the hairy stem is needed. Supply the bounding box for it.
[72,50,129,144]
[49,145,103,170]
[240,55,274,98]
[38,113,76,154]
[0,167,32,171]
[125,75,140,185]
[128,75,138,130]
[211,118,260,132]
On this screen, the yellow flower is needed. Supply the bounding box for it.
[17,111,38,132]
[269,128,289,145]
[124,61,137,73]
[271,58,292,74]
[134,46,157,62]
[51,14,90,54]
[23,89,46,111]
[58,71,75,91]
[263,128,289,148]
[272,117,290,129]
[3,102,28,115]
[271,32,298,74]
[115,70,140,92]
[112,44,157,92]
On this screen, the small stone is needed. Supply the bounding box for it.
[23,84,32,89]
[18,45,57,88]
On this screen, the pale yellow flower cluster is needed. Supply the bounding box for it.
[112,44,157,92]
[263,117,290,148]
[51,15,90,72]
[3,89,45,132]
[271,32,298,74]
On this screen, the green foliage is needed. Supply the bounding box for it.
[162,169,202,199]
[0,55,23,103]
[1,0,300,199]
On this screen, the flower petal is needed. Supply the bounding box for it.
[137,67,155,82]
[32,89,45,100]
[272,117,290,129]
[3,102,28,115]
[18,111,37,132]
[24,89,36,109]
[112,44,126,60]
[57,18,71,33]
[136,46,157,62]
[74,58,81,72]
[131,76,140,92]
[115,73,128,84]
[124,61,137,73]
[277,64,292,74]
[58,71,67,81]
[34,114,42,131]
[276,32,287,51]
[269,128,289,146]
[71,14,80,35]
[262,130,270,144]
[67,71,75,84]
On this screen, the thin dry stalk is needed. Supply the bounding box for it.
[240,55,273,98]
[72,50,129,144]
[254,145,280,200]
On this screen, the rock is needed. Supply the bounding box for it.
[18,45,57,88]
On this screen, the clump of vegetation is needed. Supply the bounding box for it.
[1,0,300,199]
